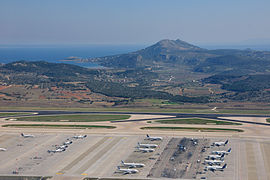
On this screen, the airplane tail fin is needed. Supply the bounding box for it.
[21,133,24,137]
[222,164,227,169]
[225,140,229,145]
[146,134,149,138]
[121,160,124,164]
[117,166,120,170]
[228,148,232,153]
[221,153,225,158]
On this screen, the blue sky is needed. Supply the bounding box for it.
[0,0,270,45]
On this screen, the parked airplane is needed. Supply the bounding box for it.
[204,159,224,166]
[57,145,68,149]
[73,135,87,139]
[212,140,228,146]
[211,148,231,155]
[137,147,155,153]
[207,153,225,160]
[137,142,158,148]
[0,148,7,151]
[146,134,162,141]
[48,148,66,153]
[117,166,138,174]
[121,160,145,168]
[205,164,227,171]
[21,133,34,138]
[63,140,72,145]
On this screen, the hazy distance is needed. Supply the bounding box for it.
[1,0,270,46]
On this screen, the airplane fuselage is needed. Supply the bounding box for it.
[122,162,145,168]
[138,143,158,148]
[207,154,224,160]
[204,160,224,165]
[117,167,138,174]
[138,147,155,152]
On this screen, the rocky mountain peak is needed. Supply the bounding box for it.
[152,39,203,51]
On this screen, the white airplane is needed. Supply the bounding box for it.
[207,153,225,160]
[204,159,224,166]
[73,135,87,139]
[212,140,228,146]
[146,134,162,141]
[137,142,158,148]
[137,147,155,153]
[121,160,145,168]
[211,148,231,155]
[48,148,66,153]
[21,133,34,138]
[117,166,138,174]
[0,148,7,151]
[57,145,68,149]
[63,140,72,145]
[205,164,227,172]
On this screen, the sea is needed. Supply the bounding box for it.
[0,44,145,68]
[0,44,269,68]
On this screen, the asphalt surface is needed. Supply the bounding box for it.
[0,110,270,126]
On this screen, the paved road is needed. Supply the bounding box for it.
[0,110,270,126]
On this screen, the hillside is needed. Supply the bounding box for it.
[87,39,270,75]
[87,39,214,69]
[85,39,270,102]
[0,61,209,108]
[1,39,270,106]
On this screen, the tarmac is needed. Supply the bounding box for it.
[0,112,270,180]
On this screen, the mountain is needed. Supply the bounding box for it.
[87,39,270,75]
[1,39,270,105]
[141,39,204,53]
[88,39,214,68]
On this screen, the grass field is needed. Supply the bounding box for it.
[267,118,270,123]
[141,126,244,132]
[16,114,130,122]
[155,118,242,125]
[2,124,116,129]
[0,112,33,117]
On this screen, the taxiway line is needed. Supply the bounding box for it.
[246,143,258,180]
[59,137,108,173]
[75,137,122,174]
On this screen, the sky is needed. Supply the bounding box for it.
[1,0,270,45]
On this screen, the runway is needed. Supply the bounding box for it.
[0,110,269,126]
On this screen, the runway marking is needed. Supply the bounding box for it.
[56,172,63,175]
[59,137,108,173]
[75,137,122,174]
[246,143,258,180]
[81,173,87,175]
[253,142,267,180]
